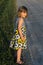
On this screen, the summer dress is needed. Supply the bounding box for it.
[10,17,27,50]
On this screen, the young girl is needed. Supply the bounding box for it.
[10,6,28,64]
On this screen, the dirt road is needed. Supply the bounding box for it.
[17,0,43,65]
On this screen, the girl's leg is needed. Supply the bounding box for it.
[17,48,24,64]
[17,48,22,62]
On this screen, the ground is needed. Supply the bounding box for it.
[16,0,43,65]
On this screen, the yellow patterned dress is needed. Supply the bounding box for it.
[10,18,27,50]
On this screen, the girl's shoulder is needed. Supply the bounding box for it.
[15,16,25,22]
[17,17,24,21]
[16,17,24,24]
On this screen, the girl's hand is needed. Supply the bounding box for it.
[21,36,26,42]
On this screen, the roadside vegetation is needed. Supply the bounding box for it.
[0,0,17,65]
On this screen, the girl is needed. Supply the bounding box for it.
[10,6,28,64]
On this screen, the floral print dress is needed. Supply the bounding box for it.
[10,17,27,50]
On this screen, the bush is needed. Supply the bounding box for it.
[0,0,17,65]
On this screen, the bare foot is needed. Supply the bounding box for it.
[16,60,24,64]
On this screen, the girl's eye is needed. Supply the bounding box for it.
[23,11,26,13]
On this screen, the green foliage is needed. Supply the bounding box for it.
[0,0,17,65]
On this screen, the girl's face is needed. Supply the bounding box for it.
[21,11,27,18]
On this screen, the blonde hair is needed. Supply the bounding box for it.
[17,6,28,17]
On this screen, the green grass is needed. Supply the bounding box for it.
[0,0,17,65]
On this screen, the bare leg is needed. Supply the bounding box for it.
[16,48,24,64]
[17,48,22,62]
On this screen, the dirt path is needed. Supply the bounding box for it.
[17,0,43,65]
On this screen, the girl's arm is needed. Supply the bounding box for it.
[18,18,23,38]
[18,18,26,41]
